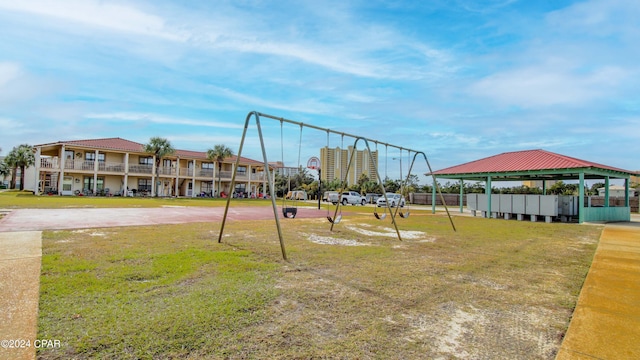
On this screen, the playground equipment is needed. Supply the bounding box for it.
[280,121,303,219]
[217,111,455,260]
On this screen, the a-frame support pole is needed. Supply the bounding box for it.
[407,152,456,232]
[218,111,288,260]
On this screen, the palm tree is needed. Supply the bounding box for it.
[206,144,234,197]
[6,144,35,190]
[143,137,175,197]
[0,156,11,189]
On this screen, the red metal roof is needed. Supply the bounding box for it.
[433,149,634,175]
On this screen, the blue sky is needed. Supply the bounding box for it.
[0,0,638,183]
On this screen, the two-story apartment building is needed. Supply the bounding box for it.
[31,138,269,197]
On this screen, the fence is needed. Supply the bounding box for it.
[411,193,639,212]
[588,196,639,212]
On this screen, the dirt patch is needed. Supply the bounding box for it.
[305,233,371,246]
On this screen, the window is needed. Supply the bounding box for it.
[138,179,152,192]
[139,157,153,165]
[237,166,247,175]
[202,181,213,193]
[85,152,96,161]
[83,177,104,191]
[202,162,214,169]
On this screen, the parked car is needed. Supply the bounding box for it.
[323,191,339,203]
[376,193,405,208]
[340,191,367,206]
[365,193,381,204]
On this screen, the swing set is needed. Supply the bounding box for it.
[217,111,455,260]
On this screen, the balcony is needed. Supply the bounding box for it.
[179,167,193,177]
[129,164,153,174]
[40,158,59,169]
[195,169,214,178]
[64,160,95,171]
[157,167,176,176]
[251,173,266,181]
[99,162,125,173]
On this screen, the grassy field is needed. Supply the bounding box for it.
[36,212,602,359]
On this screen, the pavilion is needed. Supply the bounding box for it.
[429,149,638,223]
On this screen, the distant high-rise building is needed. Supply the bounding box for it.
[320,146,378,185]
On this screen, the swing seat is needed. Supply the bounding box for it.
[374,212,386,220]
[283,207,297,219]
[327,214,342,224]
[399,211,410,218]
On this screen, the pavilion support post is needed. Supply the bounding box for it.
[459,179,464,213]
[604,176,610,208]
[431,180,436,214]
[486,176,492,218]
[624,178,630,208]
[579,172,585,224]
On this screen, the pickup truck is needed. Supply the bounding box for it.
[339,191,367,206]
[324,191,339,203]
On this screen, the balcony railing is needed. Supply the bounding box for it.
[157,167,176,176]
[195,169,214,178]
[129,164,153,174]
[99,162,125,172]
[40,158,59,169]
[64,160,95,171]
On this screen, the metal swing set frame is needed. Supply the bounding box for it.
[217,111,455,260]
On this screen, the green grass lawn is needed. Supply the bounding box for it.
[37,213,602,359]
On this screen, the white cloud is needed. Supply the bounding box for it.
[0,0,186,41]
[546,0,640,38]
[467,63,628,108]
[0,62,22,86]
[86,112,242,129]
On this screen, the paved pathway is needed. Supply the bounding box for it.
[0,206,329,232]
[556,218,640,360]
[0,231,42,360]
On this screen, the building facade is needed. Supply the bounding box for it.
[319,146,378,185]
[30,138,268,197]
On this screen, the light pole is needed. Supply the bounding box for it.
[392,157,403,182]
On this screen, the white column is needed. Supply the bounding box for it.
[151,155,157,197]
[174,158,180,197]
[34,147,41,193]
[124,153,129,197]
[191,159,196,197]
[93,149,99,195]
[58,145,65,195]
[247,165,252,197]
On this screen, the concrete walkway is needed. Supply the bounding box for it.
[0,231,42,360]
[556,219,640,359]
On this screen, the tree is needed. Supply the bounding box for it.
[6,144,35,190]
[383,178,400,193]
[207,144,234,197]
[589,182,606,196]
[0,156,11,188]
[143,137,175,197]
